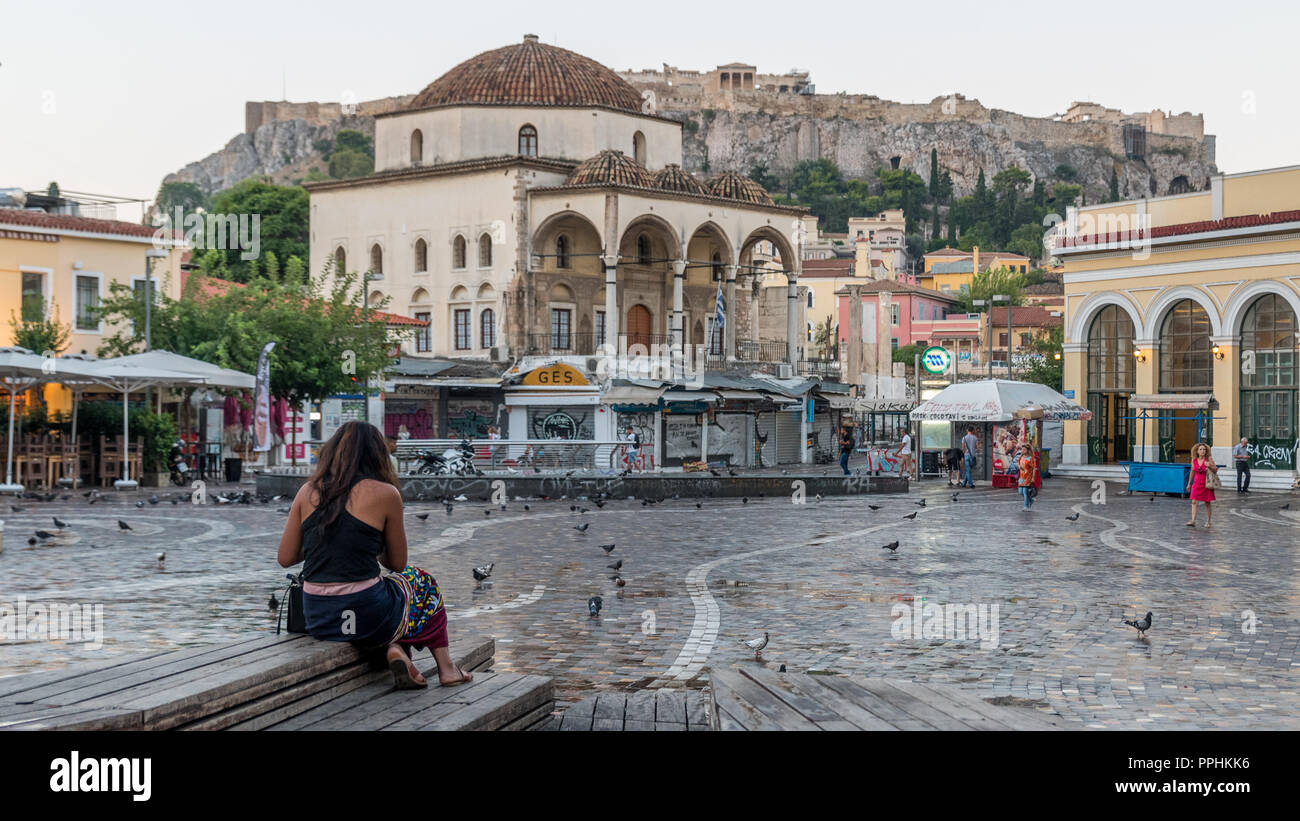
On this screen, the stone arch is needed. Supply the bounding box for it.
[618,213,682,261]
[450,284,470,301]
[740,225,797,275]
[1221,280,1300,337]
[1068,291,1143,344]
[1142,285,1222,339]
[476,282,496,300]
[549,282,576,302]
[531,210,602,270]
[411,287,431,303]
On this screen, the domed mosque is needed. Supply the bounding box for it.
[307,35,807,372]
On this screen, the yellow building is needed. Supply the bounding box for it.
[1055,164,1300,487]
[920,247,1030,294]
[0,208,185,409]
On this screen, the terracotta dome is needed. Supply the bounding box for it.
[407,35,643,114]
[705,171,775,205]
[566,150,654,187]
[652,164,705,195]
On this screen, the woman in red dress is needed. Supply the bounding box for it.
[1186,442,1219,528]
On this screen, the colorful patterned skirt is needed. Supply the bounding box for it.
[302,566,447,651]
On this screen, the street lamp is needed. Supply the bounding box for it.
[143,248,168,409]
[361,271,385,424]
[973,299,990,380]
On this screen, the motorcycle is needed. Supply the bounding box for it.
[169,440,199,486]
[417,439,480,476]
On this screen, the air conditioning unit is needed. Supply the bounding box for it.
[489,346,505,362]
[776,363,794,379]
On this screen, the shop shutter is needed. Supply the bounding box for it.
[776,409,801,464]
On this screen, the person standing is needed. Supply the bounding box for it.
[1186,442,1219,527]
[487,425,501,470]
[1233,437,1251,494]
[945,445,963,486]
[624,426,641,473]
[838,425,854,476]
[960,426,979,488]
[1016,445,1039,510]
[894,426,914,480]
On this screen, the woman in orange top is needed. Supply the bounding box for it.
[1017,445,1039,511]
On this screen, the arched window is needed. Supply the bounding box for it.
[413,238,428,273]
[1240,294,1298,466]
[636,234,651,265]
[333,246,346,274]
[633,131,646,166]
[711,252,722,281]
[1086,305,1136,465]
[480,308,496,349]
[807,291,814,309]
[410,129,423,165]
[369,244,383,274]
[518,125,537,157]
[452,235,467,269]
[1168,175,1191,195]
[478,233,492,268]
[555,235,570,269]
[1158,299,1212,391]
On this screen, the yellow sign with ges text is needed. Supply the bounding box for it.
[521,363,590,387]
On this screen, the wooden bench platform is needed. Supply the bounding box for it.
[710,668,1078,731]
[0,633,552,731]
[541,689,712,731]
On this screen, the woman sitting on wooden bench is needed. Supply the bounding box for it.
[277,420,472,689]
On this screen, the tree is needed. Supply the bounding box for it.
[929,148,940,200]
[1007,223,1046,261]
[203,178,309,282]
[813,314,838,359]
[954,267,1027,314]
[1107,169,1120,203]
[749,163,782,194]
[9,299,71,356]
[156,181,209,216]
[1020,325,1064,391]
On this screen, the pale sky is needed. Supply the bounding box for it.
[1,0,1294,221]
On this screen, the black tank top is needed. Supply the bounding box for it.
[301,503,385,583]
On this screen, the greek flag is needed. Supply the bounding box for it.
[711,277,725,351]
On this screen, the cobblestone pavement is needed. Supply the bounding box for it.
[2,479,1298,729]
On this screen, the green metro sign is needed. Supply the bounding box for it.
[921,346,951,374]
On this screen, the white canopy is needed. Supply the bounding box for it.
[909,379,1092,422]
[0,348,106,492]
[104,350,255,390]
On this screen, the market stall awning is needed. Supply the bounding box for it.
[603,384,666,404]
[908,379,1092,421]
[817,392,856,409]
[716,389,769,401]
[1128,393,1219,410]
[662,389,717,403]
[854,398,917,413]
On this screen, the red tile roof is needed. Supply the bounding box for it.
[1059,208,1300,248]
[0,208,159,239]
[800,258,853,277]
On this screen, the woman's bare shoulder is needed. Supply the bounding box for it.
[353,478,401,502]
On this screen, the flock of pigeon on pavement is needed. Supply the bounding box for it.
[12,483,1292,657]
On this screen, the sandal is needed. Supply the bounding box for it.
[387,647,427,690]
[439,666,474,687]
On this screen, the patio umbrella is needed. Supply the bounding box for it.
[103,350,255,391]
[909,379,1092,422]
[0,347,103,493]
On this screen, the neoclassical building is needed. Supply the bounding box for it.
[307,35,807,369]
[1057,164,1300,486]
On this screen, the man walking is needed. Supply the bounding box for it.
[838,425,854,476]
[960,426,979,488]
[1233,437,1251,493]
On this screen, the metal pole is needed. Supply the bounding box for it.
[1007,303,1013,379]
[987,309,993,380]
[362,283,369,425]
[144,257,152,409]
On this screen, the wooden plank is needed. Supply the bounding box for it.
[884,680,1021,731]
[592,693,626,723]
[780,676,899,731]
[183,662,379,731]
[714,706,748,732]
[591,718,624,731]
[0,651,173,700]
[815,676,937,730]
[405,676,552,731]
[685,691,709,728]
[622,719,656,731]
[562,697,596,719]
[377,673,519,731]
[906,682,1071,731]
[653,689,686,724]
[557,712,593,731]
[850,679,975,731]
[3,705,143,731]
[654,719,687,731]
[741,669,873,729]
[499,702,557,732]
[311,673,506,731]
[708,669,818,731]
[623,691,657,724]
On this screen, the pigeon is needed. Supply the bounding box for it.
[26,537,36,546]
[1065,512,1080,521]
[34,530,55,540]
[588,596,603,617]
[445,505,454,515]
[472,563,494,582]
[742,497,749,504]
[728,469,737,477]
[52,517,68,529]
[868,505,881,511]
[914,499,927,507]
[484,510,491,517]
[118,520,132,531]
[1123,611,1153,638]
[881,541,899,552]
[950,493,959,502]
[574,522,589,533]
[600,544,616,554]
[267,594,279,612]
[695,502,702,509]
[148,495,159,505]
[611,575,626,587]
[500,504,507,512]
[607,559,623,571]
[779,664,787,673]
[903,512,917,520]
[155,552,166,569]
[815,493,824,503]
[1282,503,1291,511]
[578,507,589,514]
[570,505,577,512]
[9,505,23,512]
[277,507,291,514]
[742,632,769,659]
[524,504,531,512]
[416,513,429,521]
[709,469,720,477]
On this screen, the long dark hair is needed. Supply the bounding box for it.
[307,420,400,537]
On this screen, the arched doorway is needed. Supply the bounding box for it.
[1086,305,1135,463]
[1240,294,1298,469]
[626,304,653,352]
[1158,298,1213,461]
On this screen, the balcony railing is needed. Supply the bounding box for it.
[799,358,841,378]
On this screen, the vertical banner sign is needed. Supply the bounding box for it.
[253,341,276,452]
